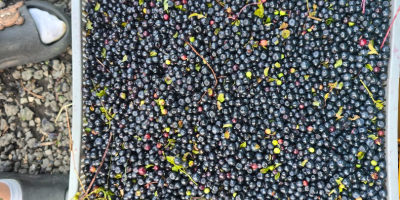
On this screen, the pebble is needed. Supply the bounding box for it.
[28,97,35,102]
[44,149,52,156]
[19,107,34,121]
[9,123,16,131]
[51,62,65,79]
[0,94,6,100]
[41,118,55,133]
[49,101,59,112]
[29,164,37,173]
[29,120,35,127]
[33,70,44,79]
[34,117,41,124]
[12,70,21,79]
[29,9,67,44]
[21,122,28,128]
[21,69,34,81]
[4,104,18,116]
[54,160,61,167]
[24,131,33,141]
[34,98,42,105]
[20,98,28,104]
[0,1,6,9]
[0,118,7,131]
[0,160,13,172]
[27,138,37,148]
[32,87,43,94]
[61,82,70,92]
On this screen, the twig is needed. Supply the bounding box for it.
[380,5,400,49]
[227,1,263,19]
[144,182,158,188]
[79,131,113,200]
[65,108,87,199]
[95,57,110,72]
[197,90,208,105]
[361,0,366,14]
[2,126,9,136]
[20,80,45,100]
[306,0,322,21]
[215,0,225,7]
[36,141,57,146]
[55,103,73,123]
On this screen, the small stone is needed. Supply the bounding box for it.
[34,151,44,160]
[54,160,61,167]
[61,83,70,92]
[20,98,28,104]
[19,107,34,121]
[51,62,65,79]
[0,1,6,9]
[33,70,44,79]
[27,138,37,148]
[29,164,37,173]
[0,119,7,131]
[28,97,35,102]
[32,87,43,94]
[0,94,6,100]
[25,131,33,141]
[27,154,36,162]
[29,9,67,44]
[44,149,52,156]
[34,117,41,124]
[21,69,34,81]
[29,120,35,127]
[43,71,49,77]
[4,104,18,116]
[21,122,28,128]
[42,118,55,133]
[34,98,42,105]
[0,160,13,172]
[49,101,59,112]
[12,70,21,79]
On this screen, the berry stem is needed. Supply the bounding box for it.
[227,1,263,20]
[380,5,400,49]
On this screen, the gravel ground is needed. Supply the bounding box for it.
[0,0,72,174]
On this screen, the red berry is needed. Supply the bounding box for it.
[163,132,169,138]
[232,118,237,123]
[198,106,203,112]
[303,180,308,186]
[181,55,187,60]
[90,166,96,173]
[210,20,215,25]
[374,138,382,145]
[199,185,205,190]
[156,143,162,149]
[138,167,146,175]
[307,126,313,132]
[251,163,258,170]
[299,104,305,109]
[278,139,283,145]
[260,39,268,47]
[378,130,385,137]
[182,0,187,4]
[144,134,151,140]
[373,67,380,73]
[329,126,336,133]
[163,14,169,20]
[293,149,299,155]
[153,165,159,171]
[359,38,367,46]
[143,143,151,151]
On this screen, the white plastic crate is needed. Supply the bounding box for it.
[68,0,400,199]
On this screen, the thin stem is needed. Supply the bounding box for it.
[80,132,113,200]
[95,57,110,72]
[227,1,263,19]
[380,5,400,49]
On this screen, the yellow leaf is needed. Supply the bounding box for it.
[324,93,329,100]
[282,29,290,39]
[368,40,379,55]
[188,13,206,19]
[348,115,360,121]
[279,22,288,30]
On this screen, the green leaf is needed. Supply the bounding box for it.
[101,48,106,58]
[233,192,237,197]
[139,0,144,5]
[192,150,200,154]
[121,22,127,27]
[214,28,221,35]
[365,64,373,71]
[166,156,175,165]
[189,37,195,43]
[240,142,246,148]
[188,13,206,19]
[172,165,180,172]
[173,32,178,38]
[122,55,128,62]
[349,22,355,26]
[260,168,270,174]
[300,159,308,167]
[94,2,100,11]
[145,164,154,169]
[233,20,240,26]
[165,77,172,84]
[85,127,91,132]
[275,62,281,68]
[368,134,378,140]
[334,59,343,68]
[326,18,334,25]
[304,75,310,80]
[265,17,271,23]
[312,100,320,107]
[86,19,93,30]
[328,189,336,196]
[274,172,280,180]
[154,191,158,197]
[357,151,365,160]
[223,124,232,128]
[96,89,106,98]
[150,51,158,57]
[217,93,225,102]
[163,0,169,11]
[175,5,185,11]
[275,79,282,86]
[280,10,286,16]
[282,29,290,39]
[337,82,343,89]
[246,71,252,79]
[368,40,379,55]
[195,63,201,71]
[254,0,264,18]
[278,73,284,78]
[115,174,122,179]
[264,67,270,77]
[236,32,241,35]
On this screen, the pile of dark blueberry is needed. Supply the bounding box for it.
[81,0,390,199]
